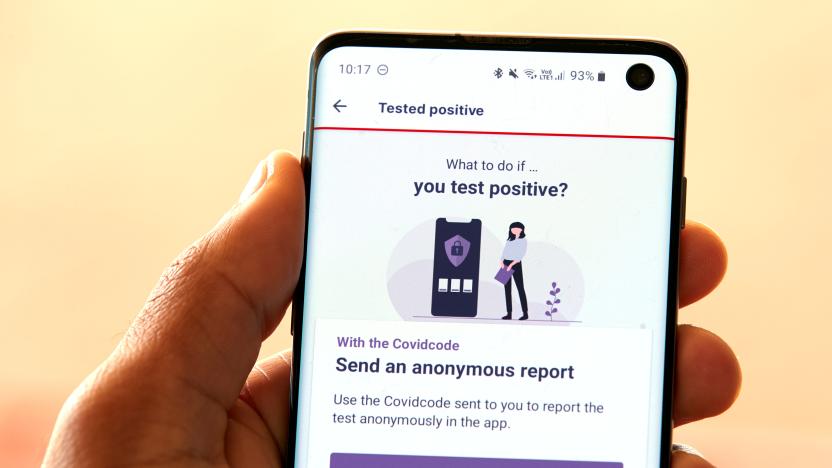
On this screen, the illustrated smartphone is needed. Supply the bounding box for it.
[291,32,687,468]
[431,218,482,317]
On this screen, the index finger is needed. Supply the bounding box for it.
[679,221,728,308]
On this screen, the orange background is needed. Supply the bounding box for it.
[1,1,830,466]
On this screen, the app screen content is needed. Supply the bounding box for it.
[295,46,679,467]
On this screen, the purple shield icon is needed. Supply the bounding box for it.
[444,235,471,267]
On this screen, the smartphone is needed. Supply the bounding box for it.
[291,32,687,468]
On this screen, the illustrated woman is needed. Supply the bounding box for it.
[500,221,529,320]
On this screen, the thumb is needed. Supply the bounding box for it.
[122,150,305,407]
[44,151,305,465]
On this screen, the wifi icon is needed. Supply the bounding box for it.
[524,69,536,79]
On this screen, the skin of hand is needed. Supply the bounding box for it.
[43,151,740,468]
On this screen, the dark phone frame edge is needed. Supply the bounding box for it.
[289,31,688,468]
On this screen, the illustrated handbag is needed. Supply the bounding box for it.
[494,267,513,285]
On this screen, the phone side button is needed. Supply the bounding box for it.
[680,176,687,230]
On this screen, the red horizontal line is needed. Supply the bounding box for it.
[313,126,674,141]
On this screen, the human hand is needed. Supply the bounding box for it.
[43,151,739,467]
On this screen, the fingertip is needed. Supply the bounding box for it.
[238,151,300,205]
[264,149,302,178]
[675,324,742,425]
[679,221,728,307]
[262,150,305,224]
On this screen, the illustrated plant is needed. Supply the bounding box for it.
[544,281,561,321]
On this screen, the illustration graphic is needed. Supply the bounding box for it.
[387,219,584,324]
[544,281,562,320]
[431,218,482,317]
[499,222,529,321]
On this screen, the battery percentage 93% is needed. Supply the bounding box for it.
[570,70,595,81]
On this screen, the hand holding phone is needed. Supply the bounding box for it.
[40,33,740,468]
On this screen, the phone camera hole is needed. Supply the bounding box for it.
[626,63,654,91]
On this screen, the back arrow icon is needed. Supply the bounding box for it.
[333,99,347,112]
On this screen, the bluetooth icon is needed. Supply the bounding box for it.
[493,68,503,79]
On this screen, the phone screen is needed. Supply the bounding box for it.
[292,35,685,468]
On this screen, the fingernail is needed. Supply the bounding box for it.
[239,159,268,203]
[265,154,277,181]
[672,443,705,458]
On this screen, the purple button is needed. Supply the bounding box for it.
[330,453,622,468]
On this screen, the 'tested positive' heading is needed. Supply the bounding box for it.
[378,102,485,118]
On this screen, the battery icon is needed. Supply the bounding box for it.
[598,71,606,82]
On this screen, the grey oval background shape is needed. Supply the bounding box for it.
[386,219,584,324]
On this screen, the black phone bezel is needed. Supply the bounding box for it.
[290,31,687,468]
